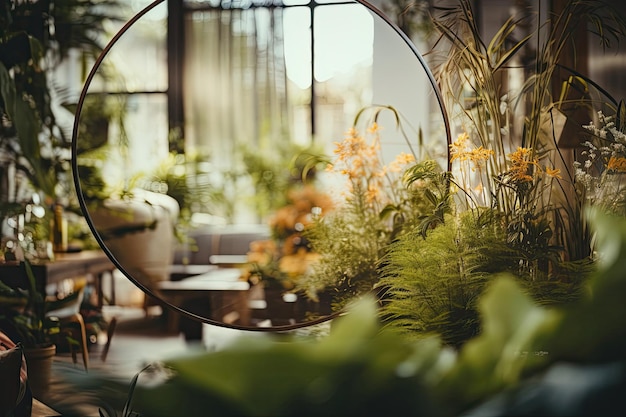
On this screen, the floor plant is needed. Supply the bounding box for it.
[374,0,626,347]
[428,0,626,267]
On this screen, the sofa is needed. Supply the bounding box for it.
[173,224,271,269]
[165,224,271,336]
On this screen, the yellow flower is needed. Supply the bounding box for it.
[545,167,562,179]
[450,132,470,162]
[607,156,626,172]
[345,127,359,139]
[508,147,537,182]
[365,183,381,205]
[367,122,382,134]
[468,146,494,171]
[389,152,416,173]
[247,239,277,266]
[330,122,412,210]
[279,249,319,278]
[449,132,494,171]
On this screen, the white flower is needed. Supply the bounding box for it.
[499,94,508,115]
[584,141,597,150]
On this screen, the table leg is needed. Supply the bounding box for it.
[95,270,116,308]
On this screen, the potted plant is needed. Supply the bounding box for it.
[52,208,626,417]
[82,150,178,279]
[1,0,125,251]
[0,260,61,399]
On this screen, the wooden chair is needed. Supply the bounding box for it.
[46,280,89,371]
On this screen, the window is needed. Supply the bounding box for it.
[73,0,443,223]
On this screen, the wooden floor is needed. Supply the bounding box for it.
[36,305,257,416]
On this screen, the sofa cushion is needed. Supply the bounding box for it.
[174,225,270,265]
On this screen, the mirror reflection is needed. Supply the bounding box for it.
[74,0,449,330]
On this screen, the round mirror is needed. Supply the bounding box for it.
[72,0,450,331]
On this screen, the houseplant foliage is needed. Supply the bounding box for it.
[58,208,626,417]
[371,0,626,347]
[0,260,61,398]
[0,0,124,203]
[297,105,427,310]
[0,261,60,349]
[1,0,124,261]
[241,140,329,223]
[245,184,334,292]
[427,0,626,265]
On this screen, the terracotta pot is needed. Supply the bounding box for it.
[23,344,56,399]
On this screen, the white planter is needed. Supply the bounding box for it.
[89,190,179,291]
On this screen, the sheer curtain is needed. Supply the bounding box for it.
[183,6,291,171]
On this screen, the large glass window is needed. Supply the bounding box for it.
[70,0,441,224]
[182,0,375,163]
[76,1,169,188]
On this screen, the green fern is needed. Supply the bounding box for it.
[378,211,515,348]
[378,207,590,348]
[299,160,446,312]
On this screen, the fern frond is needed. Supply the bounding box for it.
[378,212,503,348]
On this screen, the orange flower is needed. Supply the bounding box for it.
[545,167,562,179]
[449,132,470,163]
[329,122,414,211]
[247,239,277,266]
[365,183,381,205]
[389,152,416,173]
[279,249,320,278]
[508,147,537,182]
[607,156,626,172]
[468,146,494,171]
[449,133,494,171]
[367,122,382,134]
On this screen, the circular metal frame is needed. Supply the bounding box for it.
[71,0,452,332]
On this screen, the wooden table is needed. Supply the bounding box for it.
[0,250,116,306]
[169,263,217,281]
[156,268,251,330]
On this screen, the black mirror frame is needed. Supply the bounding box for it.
[71,0,452,332]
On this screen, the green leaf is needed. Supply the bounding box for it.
[438,275,559,410]
[492,33,533,72]
[539,208,626,363]
[487,15,532,71]
[127,297,444,417]
[617,99,626,132]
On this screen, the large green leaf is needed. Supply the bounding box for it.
[538,209,626,363]
[437,275,560,410]
[127,296,445,417]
